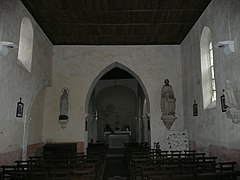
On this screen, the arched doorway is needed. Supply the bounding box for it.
[85,62,150,148]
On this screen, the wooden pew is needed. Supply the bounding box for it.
[1,142,107,180]
[139,155,218,180]
[1,153,104,180]
[216,162,240,180]
[1,165,29,180]
[125,144,240,180]
[0,169,2,180]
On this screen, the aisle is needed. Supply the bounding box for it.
[103,148,129,180]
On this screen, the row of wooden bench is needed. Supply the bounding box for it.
[0,143,108,180]
[124,143,240,180]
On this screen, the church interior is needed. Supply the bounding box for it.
[0,0,240,179]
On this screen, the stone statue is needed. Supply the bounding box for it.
[161,79,176,116]
[161,79,177,129]
[59,88,69,120]
[224,80,240,124]
[225,80,238,108]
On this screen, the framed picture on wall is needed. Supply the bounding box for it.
[16,98,24,118]
[193,100,198,116]
[220,91,228,112]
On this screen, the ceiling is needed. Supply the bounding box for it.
[20,0,212,45]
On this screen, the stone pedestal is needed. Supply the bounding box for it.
[162,115,176,129]
[226,107,240,124]
[58,119,69,129]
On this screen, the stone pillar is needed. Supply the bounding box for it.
[86,113,98,143]
[22,115,31,160]
[138,116,142,143]
[84,114,89,154]
[141,114,149,143]
[92,113,98,143]
[147,113,151,144]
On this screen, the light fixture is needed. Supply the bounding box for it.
[0,41,18,56]
[215,41,235,56]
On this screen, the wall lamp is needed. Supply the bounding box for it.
[214,40,235,56]
[0,41,18,56]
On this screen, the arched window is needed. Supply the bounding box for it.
[200,26,216,109]
[18,17,34,73]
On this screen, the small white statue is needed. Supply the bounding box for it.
[224,80,240,124]
[59,88,69,120]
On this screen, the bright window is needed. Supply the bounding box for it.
[200,26,216,109]
[18,17,34,73]
[209,42,216,102]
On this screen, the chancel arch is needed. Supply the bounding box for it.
[85,62,150,148]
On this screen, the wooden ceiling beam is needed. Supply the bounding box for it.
[20,0,212,45]
[33,9,203,13]
[50,34,179,38]
[40,23,192,26]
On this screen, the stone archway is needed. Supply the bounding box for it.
[85,62,150,147]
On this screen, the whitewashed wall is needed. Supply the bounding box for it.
[0,0,52,160]
[43,45,183,149]
[181,0,240,161]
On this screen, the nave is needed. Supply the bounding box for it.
[1,143,240,180]
[1,1,240,178]
[103,148,129,180]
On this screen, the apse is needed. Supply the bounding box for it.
[87,67,148,146]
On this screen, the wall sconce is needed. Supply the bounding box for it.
[214,41,235,56]
[0,41,18,56]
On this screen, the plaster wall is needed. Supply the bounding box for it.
[43,45,183,149]
[0,0,52,163]
[181,0,240,162]
[96,85,137,142]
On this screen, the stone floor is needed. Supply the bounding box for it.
[103,148,129,180]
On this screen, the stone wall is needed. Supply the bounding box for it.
[0,0,53,165]
[43,45,184,149]
[181,0,240,162]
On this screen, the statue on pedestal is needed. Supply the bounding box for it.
[59,88,69,128]
[59,88,69,119]
[224,80,240,124]
[161,79,177,129]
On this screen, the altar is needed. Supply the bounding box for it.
[104,131,131,148]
